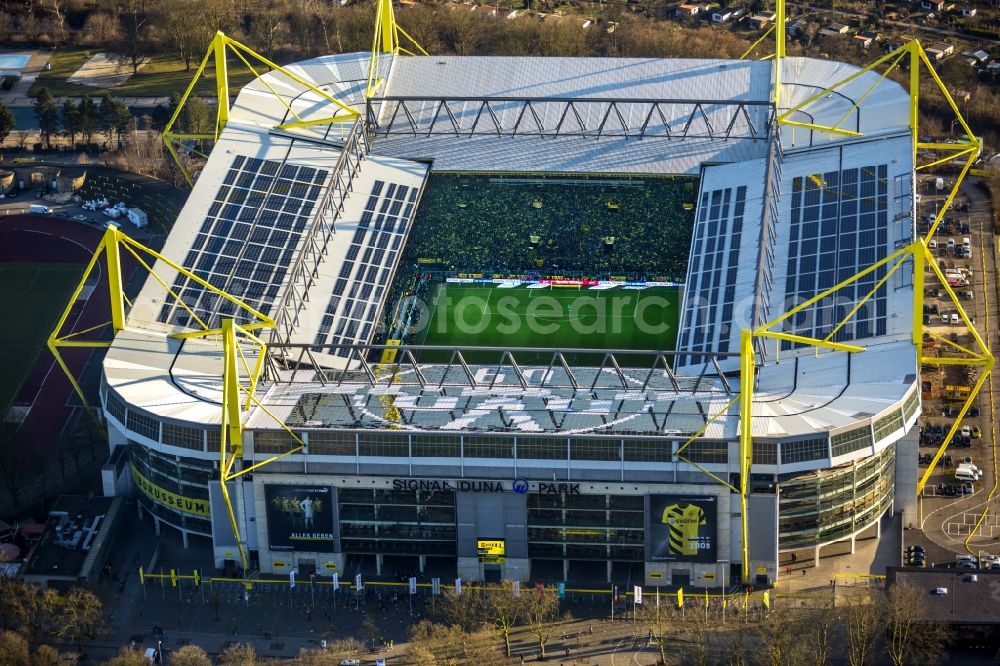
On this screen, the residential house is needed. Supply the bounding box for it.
[854,30,881,48]
[953,89,971,103]
[676,3,701,16]
[962,49,990,66]
[819,23,850,37]
[921,0,946,10]
[925,42,954,61]
[749,12,776,29]
[959,6,976,16]
[712,8,744,23]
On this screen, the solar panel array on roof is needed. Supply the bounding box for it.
[157,155,328,329]
[781,165,888,348]
[315,179,419,356]
[679,185,748,366]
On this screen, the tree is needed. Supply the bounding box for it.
[637,596,678,666]
[0,103,13,145]
[61,99,81,148]
[104,647,153,666]
[169,645,212,666]
[51,588,103,651]
[116,0,153,75]
[7,582,60,647]
[754,608,807,666]
[248,2,288,62]
[33,87,60,149]
[484,580,528,658]
[159,0,216,72]
[32,645,61,666]
[524,585,561,661]
[882,582,948,665]
[289,640,364,665]
[218,642,261,666]
[406,620,495,666]
[0,630,30,666]
[843,591,882,666]
[801,601,839,666]
[78,96,98,146]
[438,586,488,633]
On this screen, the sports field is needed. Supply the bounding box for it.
[0,263,85,411]
[416,284,680,363]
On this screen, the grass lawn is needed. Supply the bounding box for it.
[0,263,85,412]
[416,284,681,365]
[28,47,257,99]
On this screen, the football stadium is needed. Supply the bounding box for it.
[84,2,986,588]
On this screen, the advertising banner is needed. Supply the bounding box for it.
[264,485,336,552]
[131,464,210,518]
[645,495,718,563]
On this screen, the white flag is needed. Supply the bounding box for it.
[409,577,417,594]
[634,585,643,604]
[512,580,521,597]
[289,569,297,589]
[455,577,462,596]
[332,573,340,590]
[355,573,362,590]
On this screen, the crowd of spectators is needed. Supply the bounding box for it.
[400,174,696,280]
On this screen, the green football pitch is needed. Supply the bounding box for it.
[0,263,85,412]
[416,284,681,363]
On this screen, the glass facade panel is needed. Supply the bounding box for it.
[338,488,456,555]
[570,438,621,461]
[411,434,460,458]
[517,437,567,460]
[127,410,159,442]
[831,425,873,458]
[780,437,828,464]
[526,493,643,561]
[779,444,895,549]
[162,423,205,451]
[464,436,514,459]
[307,432,357,456]
[357,433,409,457]
[255,430,300,454]
[873,410,904,443]
[623,439,672,462]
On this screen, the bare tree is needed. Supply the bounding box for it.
[801,601,840,666]
[754,607,807,666]
[882,581,948,665]
[218,643,261,666]
[637,596,678,665]
[116,0,153,74]
[0,630,30,666]
[32,645,61,666]
[484,580,528,658]
[843,590,882,666]
[82,12,120,46]
[168,645,212,666]
[438,586,488,633]
[51,588,104,651]
[406,619,495,665]
[524,585,561,662]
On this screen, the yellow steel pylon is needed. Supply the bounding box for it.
[163,31,362,187]
[48,224,275,425]
[366,0,428,98]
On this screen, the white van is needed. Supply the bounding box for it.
[956,468,978,482]
[962,237,971,249]
[29,204,52,215]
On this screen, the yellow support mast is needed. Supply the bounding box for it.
[366,0,428,99]
[163,31,361,186]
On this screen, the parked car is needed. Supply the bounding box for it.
[972,426,981,439]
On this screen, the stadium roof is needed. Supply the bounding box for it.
[106,49,919,451]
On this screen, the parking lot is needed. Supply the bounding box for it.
[913,172,1000,566]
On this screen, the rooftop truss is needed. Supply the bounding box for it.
[369,97,774,141]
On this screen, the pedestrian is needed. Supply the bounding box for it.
[786,566,791,576]
[801,569,806,576]
[791,553,797,564]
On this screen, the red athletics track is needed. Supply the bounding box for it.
[0,214,135,448]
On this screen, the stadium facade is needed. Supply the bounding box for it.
[99,32,923,589]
